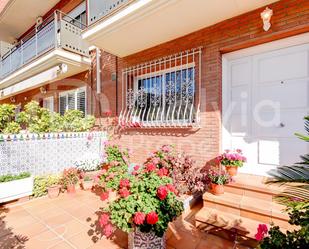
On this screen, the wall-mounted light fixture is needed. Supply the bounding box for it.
[40,86,47,94]
[10,96,16,103]
[261,7,273,31]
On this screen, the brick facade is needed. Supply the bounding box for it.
[99,0,309,166]
[1,0,308,167]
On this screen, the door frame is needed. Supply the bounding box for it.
[221,32,309,176]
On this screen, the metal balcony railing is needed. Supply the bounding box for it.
[0,11,89,81]
[87,0,130,25]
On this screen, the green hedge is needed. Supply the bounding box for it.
[0,172,31,183]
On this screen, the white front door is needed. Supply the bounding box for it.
[222,37,309,176]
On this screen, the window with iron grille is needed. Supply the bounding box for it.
[119,48,202,128]
[59,87,86,116]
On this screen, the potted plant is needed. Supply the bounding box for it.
[144,145,208,210]
[81,175,93,190]
[97,164,184,249]
[0,172,33,203]
[47,184,61,198]
[33,175,61,198]
[216,149,247,176]
[206,169,231,195]
[62,168,79,194]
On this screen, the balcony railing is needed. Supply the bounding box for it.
[0,11,89,80]
[87,0,130,25]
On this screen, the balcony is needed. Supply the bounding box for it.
[83,0,277,57]
[0,11,90,99]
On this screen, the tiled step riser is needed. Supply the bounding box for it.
[224,185,274,201]
[203,200,288,223]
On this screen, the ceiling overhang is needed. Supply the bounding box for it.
[0,0,60,43]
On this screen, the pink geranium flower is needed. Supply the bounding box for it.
[157,186,168,200]
[100,192,109,201]
[119,178,130,188]
[103,223,113,237]
[99,213,110,227]
[119,188,130,198]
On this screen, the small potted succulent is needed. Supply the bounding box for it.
[206,169,231,195]
[62,168,79,194]
[216,149,247,176]
[96,163,184,249]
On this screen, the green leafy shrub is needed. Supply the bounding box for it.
[3,121,21,134]
[33,175,61,198]
[98,164,184,238]
[0,104,16,133]
[62,110,95,132]
[0,172,31,183]
[258,204,309,248]
[0,101,95,134]
[104,144,130,166]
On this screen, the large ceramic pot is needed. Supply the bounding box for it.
[66,184,76,194]
[225,165,238,176]
[128,230,166,249]
[211,183,224,195]
[47,185,61,198]
[81,180,93,190]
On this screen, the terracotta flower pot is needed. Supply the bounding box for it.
[82,180,93,190]
[47,185,60,199]
[225,166,238,176]
[211,183,224,195]
[67,184,76,194]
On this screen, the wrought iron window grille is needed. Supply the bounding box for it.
[119,47,202,128]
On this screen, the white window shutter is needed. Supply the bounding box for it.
[77,89,86,115]
[59,95,67,115]
[68,93,76,110]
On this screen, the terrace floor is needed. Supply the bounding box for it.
[0,189,253,249]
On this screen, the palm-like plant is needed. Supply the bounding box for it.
[267,116,309,202]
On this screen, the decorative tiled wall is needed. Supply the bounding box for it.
[0,132,107,176]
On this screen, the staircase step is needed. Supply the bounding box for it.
[203,192,289,223]
[226,173,285,199]
[195,207,264,239]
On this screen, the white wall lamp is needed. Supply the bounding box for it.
[261,7,273,31]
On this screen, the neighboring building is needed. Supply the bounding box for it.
[0,0,308,173]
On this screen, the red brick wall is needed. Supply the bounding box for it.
[98,0,309,166]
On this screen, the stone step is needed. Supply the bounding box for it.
[195,207,263,240]
[225,173,285,201]
[202,192,290,227]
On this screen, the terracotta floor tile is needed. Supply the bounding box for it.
[51,219,87,239]
[4,213,38,229]
[24,230,63,249]
[167,229,201,249]
[67,229,96,249]
[48,241,76,249]
[196,234,235,249]
[0,233,28,249]
[43,213,73,227]
[13,221,48,238]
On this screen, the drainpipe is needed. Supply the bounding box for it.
[115,56,118,116]
[96,48,101,94]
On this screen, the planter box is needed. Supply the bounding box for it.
[128,230,166,249]
[178,193,202,211]
[0,176,34,203]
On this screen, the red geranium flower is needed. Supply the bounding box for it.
[166,184,177,194]
[133,212,146,225]
[119,188,130,198]
[99,213,110,227]
[157,185,168,200]
[100,192,109,201]
[119,178,130,188]
[146,211,159,225]
[103,223,113,237]
[157,167,169,177]
[146,163,156,172]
